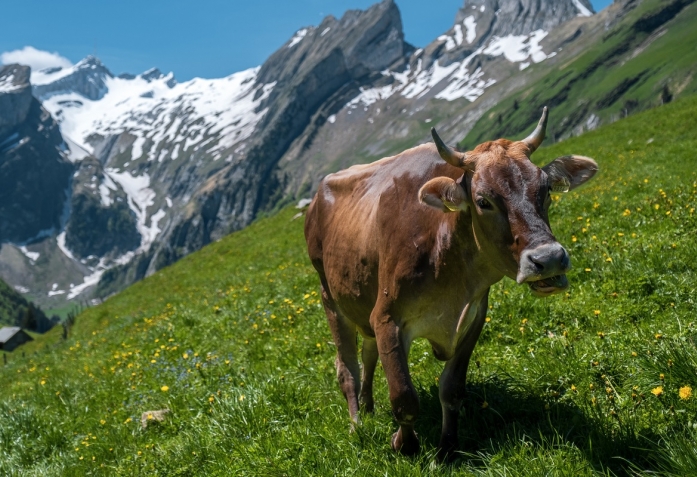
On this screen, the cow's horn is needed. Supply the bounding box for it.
[431,128,472,170]
[522,106,548,154]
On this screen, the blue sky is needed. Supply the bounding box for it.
[0,0,613,81]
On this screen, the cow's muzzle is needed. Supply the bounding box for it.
[516,243,570,296]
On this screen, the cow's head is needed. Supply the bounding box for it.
[419,108,597,296]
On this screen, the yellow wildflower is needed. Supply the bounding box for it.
[651,386,663,397]
[161,385,169,392]
[679,386,692,400]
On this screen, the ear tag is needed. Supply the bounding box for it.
[443,201,460,212]
[551,176,570,193]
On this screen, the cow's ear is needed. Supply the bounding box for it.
[542,155,598,192]
[419,177,467,212]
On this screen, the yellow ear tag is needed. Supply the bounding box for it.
[551,176,570,193]
[443,201,460,212]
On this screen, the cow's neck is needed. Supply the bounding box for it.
[440,209,506,299]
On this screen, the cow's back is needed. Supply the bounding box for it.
[305,143,462,323]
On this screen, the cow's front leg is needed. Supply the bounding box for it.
[438,293,489,460]
[372,306,420,455]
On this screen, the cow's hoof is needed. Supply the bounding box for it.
[436,445,459,463]
[436,436,459,462]
[391,429,420,456]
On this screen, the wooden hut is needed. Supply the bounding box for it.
[0,327,33,352]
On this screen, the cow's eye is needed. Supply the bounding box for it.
[476,198,492,210]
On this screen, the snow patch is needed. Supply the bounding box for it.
[56,232,76,260]
[321,27,331,37]
[327,115,336,124]
[453,24,464,47]
[347,84,396,107]
[19,246,39,262]
[67,268,103,299]
[463,16,477,44]
[571,0,593,17]
[438,34,457,51]
[14,285,29,294]
[98,173,118,207]
[0,73,22,93]
[104,169,167,252]
[483,30,549,63]
[62,136,91,162]
[288,28,309,48]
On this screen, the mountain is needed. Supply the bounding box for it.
[461,0,697,146]
[0,275,54,332]
[1,0,693,309]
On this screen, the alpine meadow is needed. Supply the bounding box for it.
[2,94,697,475]
[2,0,697,475]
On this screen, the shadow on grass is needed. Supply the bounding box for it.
[412,376,662,476]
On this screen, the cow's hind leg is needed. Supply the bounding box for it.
[359,337,379,413]
[372,304,420,455]
[321,284,361,424]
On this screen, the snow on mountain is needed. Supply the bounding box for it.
[40,66,274,160]
[347,27,552,108]
[0,72,23,93]
[35,62,275,267]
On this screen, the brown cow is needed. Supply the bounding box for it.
[304,108,597,457]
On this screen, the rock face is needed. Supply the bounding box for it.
[0,65,34,138]
[65,156,140,258]
[157,0,414,267]
[0,65,74,244]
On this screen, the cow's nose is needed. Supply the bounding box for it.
[517,243,570,283]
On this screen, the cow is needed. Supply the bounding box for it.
[304,108,597,457]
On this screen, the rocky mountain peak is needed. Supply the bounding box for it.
[32,55,113,101]
[456,0,595,37]
[140,68,177,87]
[256,0,410,86]
[453,0,594,42]
[414,0,594,74]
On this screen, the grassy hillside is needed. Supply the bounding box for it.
[1,95,697,475]
[462,0,697,148]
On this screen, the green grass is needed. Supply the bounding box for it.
[2,95,697,475]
